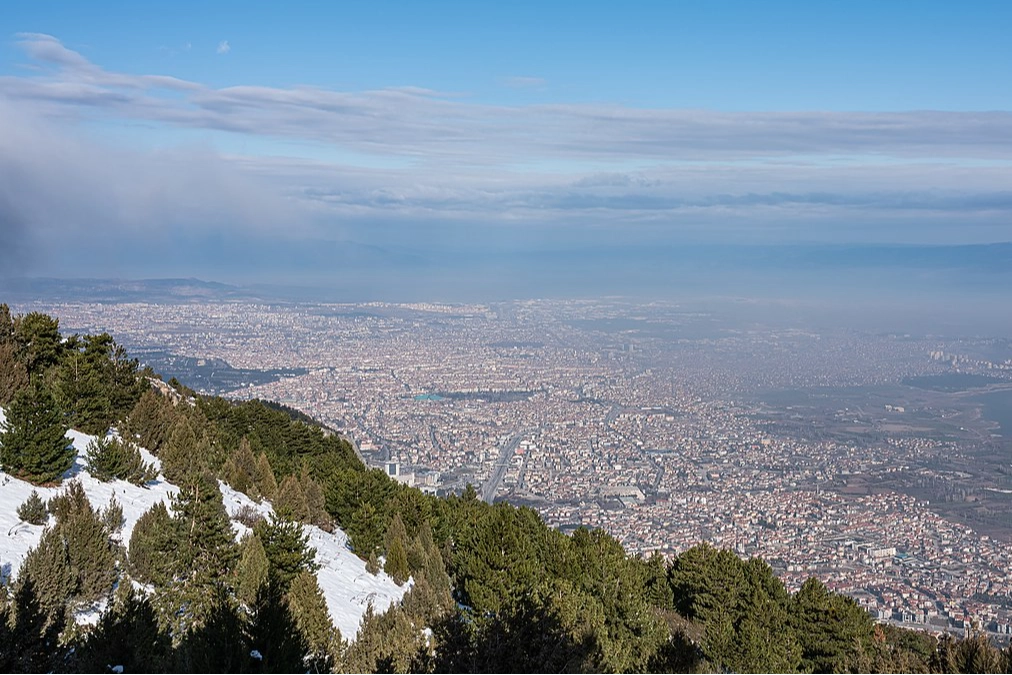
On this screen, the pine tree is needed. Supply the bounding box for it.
[0,381,73,485]
[255,516,318,591]
[245,580,309,673]
[19,526,77,622]
[236,533,270,607]
[16,490,49,525]
[302,471,332,531]
[13,311,63,378]
[44,480,118,603]
[126,388,175,453]
[73,584,172,674]
[0,341,28,406]
[129,501,180,585]
[287,570,341,673]
[348,502,382,559]
[222,437,260,499]
[275,474,310,523]
[0,576,67,673]
[86,435,156,484]
[255,451,278,500]
[160,416,206,484]
[102,494,125,535]
[384,534,411,586]
[53,338,113,436]
[0,305,28,404]
[172,469,239,591]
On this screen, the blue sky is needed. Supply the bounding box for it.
[1,0,1011,290]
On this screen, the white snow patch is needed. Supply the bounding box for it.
[219,482,410,639]
[1,407,410,640]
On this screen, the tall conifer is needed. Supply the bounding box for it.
[0,381,73,484]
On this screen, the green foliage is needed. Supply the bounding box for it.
[236,533,270,607]
[275,474,310,522]
[18,526,77,622]
[287,570,341,672]
[345,602,426,674]
[196,396,360,485]
[347,501,383,558]
[384,513,411,585]
[669,544,801,673]
[86,434,157,484]
[52,332,146,436]
[0,341,29,406]
[791,576,874,673]
[256,451,278,500]
[222,436,260,498]
[16,490,49,525]
[129,501,180,585]
[102,494,125,534]
[126,387,177,454]
[0,380,73,484]
[46,480,119,604]
[160,416,208,485]
[74,584,172,674]
[255,516,318,591]
[245,580,311,673]
[172,469,239,590]
[0,576,67,673]
[13,311,63,377]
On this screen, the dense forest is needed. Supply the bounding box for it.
[1,303,1010,673]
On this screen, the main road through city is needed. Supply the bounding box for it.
[481,428,533,504]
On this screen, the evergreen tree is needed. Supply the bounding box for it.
[256,451,278,500]
[86,434,157,484]
[172,469,239,591]
[302,471,332,531]
[102,494,125,535]
[0,576,67,673]
[53,335,113,436]
[129,501,180,585]
[245,581,310,673]
[173,587,250,673]
[348,502,383,559]
[287,570,341,673]
[45,480,118,603]
[223,436,260,499]
[345,602,424,674]
[792,576,874,673]
[73,584,172,674]
[255,516,318,591]
[236,533,270,607]
[0,341,28,405]
[160,416,206,484]
[0,381,73,484]
[275,474,310,523]
[18,526,77,623]
[16,489,49,525]
[126,388,176,454]
[12,311,63,378]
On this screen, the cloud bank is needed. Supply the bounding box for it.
[1,33,1011,285]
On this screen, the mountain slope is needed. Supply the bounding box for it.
[0,407,407,639]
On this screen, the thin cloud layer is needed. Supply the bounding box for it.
[1,31,1010,281]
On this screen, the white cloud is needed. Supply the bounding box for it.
[217,40,230,54]
[2,33,1012,250]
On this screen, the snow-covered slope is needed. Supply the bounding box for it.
[0,408,408,639]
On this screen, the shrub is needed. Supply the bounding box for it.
[17,490,49,525]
